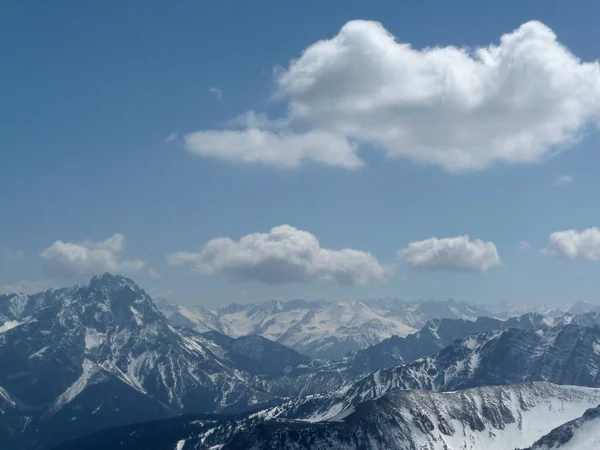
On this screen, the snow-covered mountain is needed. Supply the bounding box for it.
[53,383,600,450]
[222,383,600,450]
[339,313,551,374]
[0,274,321,449]
[158,296,600,361]
[158,297,533,359]
[7,275,555,449]
[365,297,498,327]
[52,321,600,450]
[5,276,600,450]
[158,298,417,359]
[265,323,600,422]
[526,403,600,449]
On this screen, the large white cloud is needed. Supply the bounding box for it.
[542,227,600,260]
[182,20,600,172]
[167,224,392,285]
[40,234,147,277]
[398,235,501,273]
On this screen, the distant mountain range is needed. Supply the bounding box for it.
[156,296,568,359]
[3,274,600,449]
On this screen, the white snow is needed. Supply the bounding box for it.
[536,414,600,449]
[0,319,25,333]
[29,346,50,359]
[84,327,105,350]
[310,384,600,450]
[0,386,16,407]
[129,306,144,326]
[212,299,416,357]
[51,359,101,413]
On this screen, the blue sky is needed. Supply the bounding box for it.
[2,1,600,307]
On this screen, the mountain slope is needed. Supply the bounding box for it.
[0,275,316,449]
[526,403,600,449]
[53,383,600,450]
[222,383,600,450]
[266,324,600,421]
[341,313,550,374]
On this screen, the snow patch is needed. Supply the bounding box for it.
[130,306,143,326]
[0,319,25,333]
[85,327,105,350]
[51,359,101,413]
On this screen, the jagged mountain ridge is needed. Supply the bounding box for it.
[262,323,600,422]
[6,275,547,449]
[340,312,552,374]
[0,274,323,449]
[4,276,600,449]
[51,321,600,450]
[222,383,600,450]
[52,382,600,450]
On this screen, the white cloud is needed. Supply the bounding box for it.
[398,235,501,273]
[164,131,179,144]
[183,128,361,169]
[6,250,25,259]
[0,280,58,295]
[542,227,600,260]
[209,86,223,100]
[167,224,392,285]
[40,233,146,277]
[147,268,161,279]
[555,174,574,185]
[518,240,531,250]
[183,20,600,172]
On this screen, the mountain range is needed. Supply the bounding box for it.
[3,274,600,449]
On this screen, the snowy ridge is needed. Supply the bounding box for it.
[258,324,600,422]
[222,383,600,450]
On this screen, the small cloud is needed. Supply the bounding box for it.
[147,268,161,279]
[542,227,600,260]
[40,233,147,277]
[6,250,25,259]
[164,132,179,144]
[209,87,223,100]
[555,174,574,185]
[398,235,501,273]
[518,240,531,250]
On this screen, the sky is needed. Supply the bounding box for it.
[2,1,600,308]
